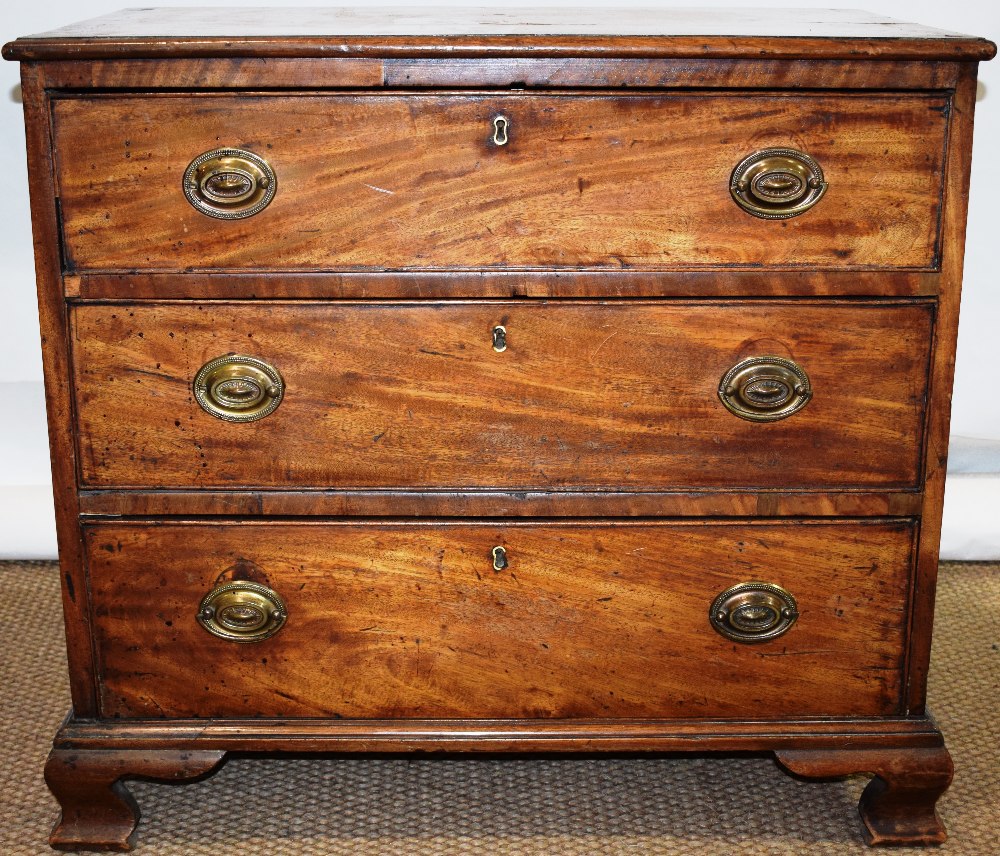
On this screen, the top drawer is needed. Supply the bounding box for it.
[51,93,948,272]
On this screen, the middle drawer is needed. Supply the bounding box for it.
[71,300,932,490]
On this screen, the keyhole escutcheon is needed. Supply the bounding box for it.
[492,115,509,146]
[492,546,509,571]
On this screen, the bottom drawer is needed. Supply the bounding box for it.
[85,520,914,720]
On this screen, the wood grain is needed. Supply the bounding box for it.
[8,6,988,42]
[777,745,953,845]
[85,519,915,720]
[53,713,949,754]
[35,57,963,91]
[44,748,225,852]
[19,66,98,716]
[4,7,995,61]
[70,300,934,491]
[76,488,925,519]
[52,93,948,271]
[66,270,943,300]
[380,58,964,90]
[905,66,980,715]
[7,9,992,848]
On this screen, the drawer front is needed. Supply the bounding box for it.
[86,520,913,720]
[52,93,947,271]
[72,301,932,490]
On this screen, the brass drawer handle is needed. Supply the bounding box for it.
[730,147,827,219]
[709,581,798,643]
[719,355,811,422]
[197,581,287,643]
[193,354,284,422]
[183,147,276,219]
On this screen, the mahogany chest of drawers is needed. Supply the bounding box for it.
[4,8,995,850]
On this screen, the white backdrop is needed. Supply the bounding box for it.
[1,1,997,557]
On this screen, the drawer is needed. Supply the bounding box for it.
[52,93,947,272]
[85,519,914,720]
[71,300,933,490]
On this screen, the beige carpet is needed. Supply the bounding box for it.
[2,560,997,855]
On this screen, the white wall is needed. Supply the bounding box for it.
[1,1,997,558]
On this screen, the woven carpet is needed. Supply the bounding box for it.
[2,560,997,855]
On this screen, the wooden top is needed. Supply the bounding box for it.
[3,7,996,61]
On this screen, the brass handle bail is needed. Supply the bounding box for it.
[183,147,277,219]
[197,581,287,643]
[730,147,826,219]
[709,581,799,643]
[193,354,284,422]
[718,355,811,422]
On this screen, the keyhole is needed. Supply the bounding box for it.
[492,546,508,571]
[492,325,507,352]
[493,115,509,146]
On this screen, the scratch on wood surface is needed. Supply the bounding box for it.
[364,183,396,195]
[589,330,619,361]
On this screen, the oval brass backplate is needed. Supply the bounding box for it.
[709,581,799,644]
[183,147,276,219]
[193,354,284,423]
[718,355,811,422]
[197,580,287,643]
[730,147,826,219]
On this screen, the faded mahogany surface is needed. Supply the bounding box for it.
[52,94,948,271]
[5,5,993,849]
[34,57,968,93]
[63,270,946,300]
[71,301,933,490]
[86,519,914,719]
[4,7,995,61]
[44,749,225,851]
[777,747,954,846]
